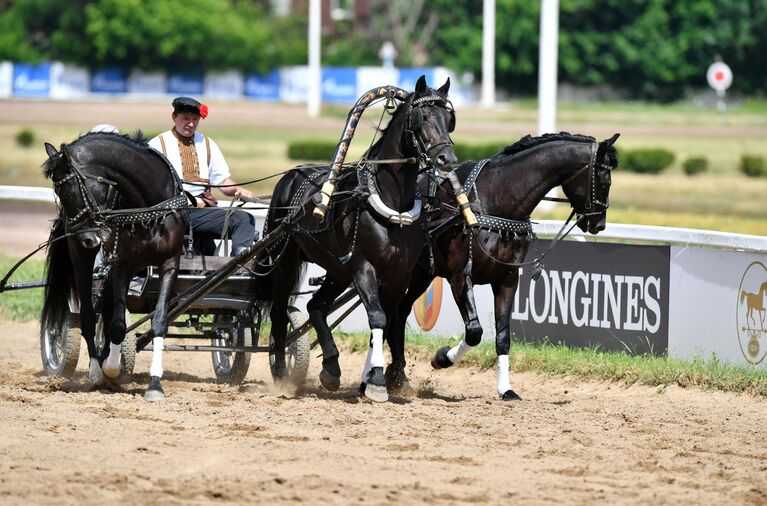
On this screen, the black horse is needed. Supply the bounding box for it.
[41,132,187,400]
[262,76,457,402]
[385,132,620,399]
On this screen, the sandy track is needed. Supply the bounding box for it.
[0,320,765,505]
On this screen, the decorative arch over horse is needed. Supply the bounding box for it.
[41,132,187,400]
[386,132,620,399]
[261,76,457,402]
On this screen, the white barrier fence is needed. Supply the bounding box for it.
[2,185,766,369]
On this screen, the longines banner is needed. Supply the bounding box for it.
[317,240,671,356]
[508,241,670,355]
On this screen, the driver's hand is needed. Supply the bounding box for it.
[235,187,254,199]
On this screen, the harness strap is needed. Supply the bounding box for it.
[105,194,189,227]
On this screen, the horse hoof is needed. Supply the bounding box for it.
[384,366,415,396]
[359,382,366,396]
[102,363,120,380]
[393,380,416,397]
[319,369,340,391]
[431,346,454,370]
[364,383,388,403]
[143,376,165,402]
[89,359,106,386]
[500,389,522,401]
[364,367,388,402]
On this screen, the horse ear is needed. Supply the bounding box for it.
[415,75,427,92]
[437,77,451,96]
[44,142,58,158]
[603,133,620,146]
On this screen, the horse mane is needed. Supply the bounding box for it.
[494,132,597,159]
[41,130,150,179]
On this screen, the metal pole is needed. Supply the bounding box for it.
[481,0,496,108]
[537,0,560,211]
[537,0,559,135]
[307,0,322,118]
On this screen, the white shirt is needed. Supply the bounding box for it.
[148,130,231,197]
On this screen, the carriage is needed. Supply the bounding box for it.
[38,213,315,386]
[4,77,618,402]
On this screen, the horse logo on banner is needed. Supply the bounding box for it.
[736,261,767,364]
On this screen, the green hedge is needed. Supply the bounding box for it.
[287,140,337,161]
[620,148,675,174]
[682,156,708,176]
[15,128,34,147]
[740,155,766,178]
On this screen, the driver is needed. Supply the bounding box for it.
[149,97,256,256]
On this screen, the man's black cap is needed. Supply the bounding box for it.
[172,96,208,118]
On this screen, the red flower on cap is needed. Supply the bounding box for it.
[199,103,209,119]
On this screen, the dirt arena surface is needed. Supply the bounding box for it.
[0,320,764,505]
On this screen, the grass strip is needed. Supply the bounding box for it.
[337,331,767,397]
[0,254,45,321]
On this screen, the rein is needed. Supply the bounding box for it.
[0,225,105,293]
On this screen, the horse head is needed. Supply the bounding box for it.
[562,133,620,234]
[43,136,116,250]
[397,75,458,171]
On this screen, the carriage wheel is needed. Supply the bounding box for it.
[210,313,252,384]
[269,307,311,387]
[40,313,80,378]
[95,312,137,377]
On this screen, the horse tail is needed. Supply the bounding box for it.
[41,219,74,338]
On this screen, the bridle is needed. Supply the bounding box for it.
[52,160,119,233]
[560,141,613,218]
[406,94,455,168]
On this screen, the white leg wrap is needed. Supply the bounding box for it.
[370,329,385,368]
[104,342,121,369]
[447,340,471,363]
[360,345,374,383]
[496,354,511,396]
[149,337,164,379]
[102,342,122,378]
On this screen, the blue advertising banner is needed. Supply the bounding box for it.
[12,63,50,97]
[244,70,280,101]
[321,67,357,104]
[398,68,434,92]
[167,74,203,95]
[91,68,127,93]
